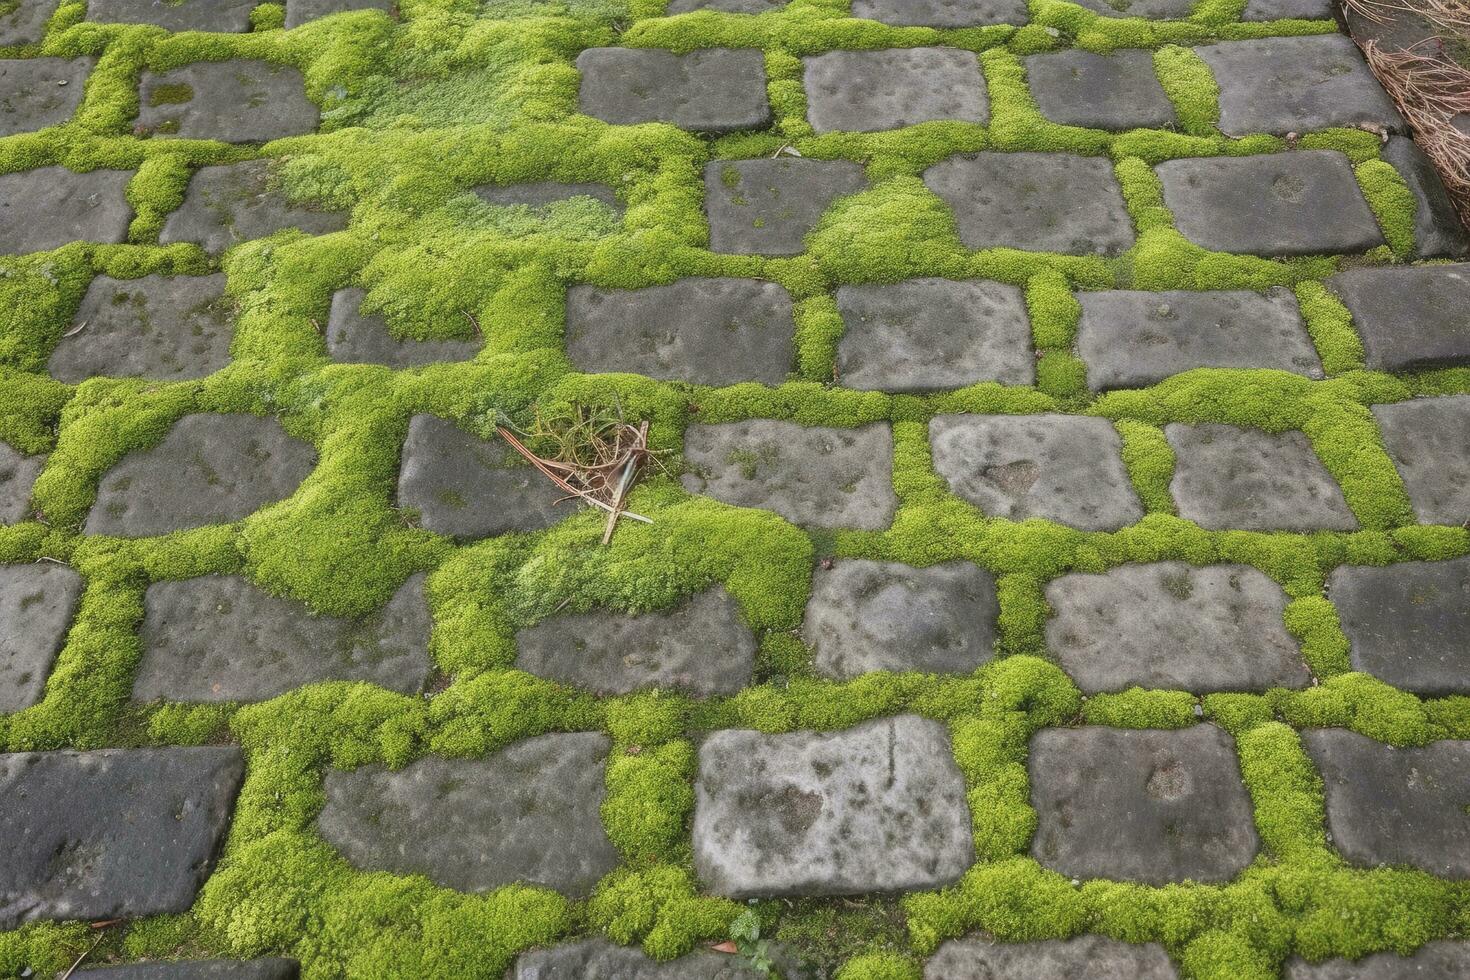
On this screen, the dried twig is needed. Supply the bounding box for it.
[58,933,106,980]
[62,320,87,339]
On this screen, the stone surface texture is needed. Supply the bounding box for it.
[1328,558,1470,696]
[1070,0,1195,15]
[1284,943,1470,979]
[50,274,234,382]
[803,48,988,133]
[325,287,479,367]
[1,0,58,44]
[924,937,1180,979]
[0,563,83,712]
[851,0,1028,26]
[1327,264,1470,372]
[1383,136,1470,259]
[78,962,300,979]
[1025,49,1175,131]
[285,0,392,27]
[473,180,622,213]
[0,57,93,137]
[576,48,772,133]
[138,61,319,142]
[1372,396,1470,525]
[511,939,773,979]
[1242,0,1333,18]
[86,0,256,30]
[160,160,348,254]
[703,158,866,256]
[0,443,45,525]
[0,167,133,255]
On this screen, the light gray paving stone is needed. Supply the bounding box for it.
[803,559,998,679]
[1156,151,1386,257]
[49,273,234,382]
[924,152,1136,255]
[1165,423,1357,531]
[0,0,58,44]
[511,938,777,979]
[138,61,319,142]
[566,278,794,385]
[803,48,988,133]
[1372,397,1470,525]
[0,746,244,927]
[285,0,391,27]
[134,572,432,702]
[85,413,317,537]
[576,48,772,133]
[703,158,866,256]
[851,0,1028,27]
[1025,49,1175,131]
[1076,288,1321,390]
[0,564,82,713]
[0,443,45,525]
[473,180,622,213]
[396,414,566,538]
[1285,943,1470,979]
[1029,725,1260,884]
[924,937,1180,979]
[318,733,620,897]
[835,278,1034,390]
[0,167,132,255]
[929,414,1144,530]
[160,160,349,255]
[681,420,897,530]
[693,714,974,896]
[1070,0,1196,17]
[1383,137,1470,259]
[86,0,255,29]
[1242,0,1334,18]
[1327,263,1470,372]
[515,587,756,696]
[1328,558,1470,696]
[1046,561,1309,693]
[79,960,300,979]
[0,57,92,137]
[325,287,479,367]
[1302,729,1470,878]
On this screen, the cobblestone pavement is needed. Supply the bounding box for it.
[1,0,1468,976]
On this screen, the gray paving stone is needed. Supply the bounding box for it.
[1372,397,1470,525]
[693,714,974,897]
[0,443,44,525]
[1076,288,1321,391]
[1070,0,1196,17]
[138,61,319,142]
[1046,562,1309,693]
[78,961,300,979]
[1302,729,1470,878]
[325,287,478,368]
[134,572,432,702]
[285,0,391,27]
[473,180,622,213]
[0,564,82,713]
[515,587,755,696]
[396,414,566,538]
[86,0,256,29]
[835,278,1034,391]
[511,938,773,979]
[49,273,234,383]
[1328,558,1470,696]
[1165,423,1357,531]
[160,160,349,255]
[1025,49,1175,131]
[681,420,897,530]
[803,560,997,679]
[1327,263,1470,373]
[703,158,866,256]
[929,414,1144,530]
[1383,137,1470,259]
[85,413,317,537]
[1285,943,1470,979]
[318,733,619,897]
[924,937,1180,979]
[1156,151,1386,257]
[0,57,92,137]
[851,0,1028,26]
[0,0,58,44]
[803,48,988,133]
[0,167,132,255]
[924,152,1136,255]
[565,278,794,385]
[0,746,243,927]
[1342,0,1439,55]
[1242,0,1333,18]
[576,48,771,134]
[1029,725,1259,884]
[1199,36,1403,138]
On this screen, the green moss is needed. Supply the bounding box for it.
[1153,45,1219,136]
[1354,158,1419,260]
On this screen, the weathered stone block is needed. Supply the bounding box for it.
[0,57,92,137]
[703,158,866,256]
[0,0,58,44]
[1327,264,1470,372]
[325,287,479,368]
[1242,0,1333,18]
[804,48,988,133]
[576,48,772,133]
[0,167,132,255]
[78,961,300,979]
[285,0,392,27]
[1069,0,1196,16]
[0,443,45,525]
[0,563,83,712]
[1328,558,1470,695]
[925,937,1180,979]
[86,0,255,30]
[138,61,320,142]
[1285,943,1470,979]
[160,160,348,254]
[1025,49,1175,131]
[1372,396,1470,525]
[851,0,1027,26]
[1383,136,1470,259]
[510,939,776,979]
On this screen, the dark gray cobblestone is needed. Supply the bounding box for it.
[511,938,777,978]
[703,158,866,256]
[285,0,392,27]
[803,48,988,133]
[160,160,348,255]
[0,563,83,712]
[1285,943,1470,979]
[576,48,771,133]
[852,0,1027,26]
[0,167,133,255]
[138,61,319,143]
[1069,0,1195,16]
[1,0,59,44]
[1383,137,1470,259]
[1327,264,1470,372]
[50,274,234,382]
[1329,558,1470,696]
[1025,49,1175,131]
[1242,0,1333,18]
[0,443,45,525]
[325,287,480,367]
[79,961,300,979]
[924,936,1179,979]
[1371,396,1470,525]
[86,0,256,30]
[0,57,93,136]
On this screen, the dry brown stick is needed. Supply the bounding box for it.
[59,934,106,980]
[496,426,652,524]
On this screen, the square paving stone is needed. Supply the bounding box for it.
[396,414,567,538]
[515,587,755,696]
[1025,49,1176,131]
[325,287,479,368]
[703,158,866,256]
[0,442,45,525]
[1242,0,1334,18]
[473,180,623,214]
[924,937,1180,979]
[1372,397,1470,525]
[1070,0,1197,16]
[1,0,59,44]
[1165,423,1357,531]
[85,413,317,537]
[1302,729,1470,878]
[79,961,299,979]
[285,0,392,27]
[1076,288,1321,391]
[1,563,83,713]
[1285,943,1470,979]
[851,0,1028,26]
[1326,264,1470,372]
[160,160,349,255]
[85,0,257,30]
[1197,36,1403,138]
[0,57,93,137]
[134,572,432,702]
[929,414,1144,530]
[1383,136,1470,259]
[1156,151,1386,257]
[0,167,133,255]
[1029,725,1260,884]
[802,559,998,679]
[0,746,243,927]
[138,61,319,142]
[317,733,620,897]
[835,278,1034,390]
[511,938,782,979]
[924,153,1136,255]
[576,48,772,134]
[1046,562,1310,693]
[49,273,234,383]
[681,420,898,530]
[803,48,988,133]
[1328,558,1470,696]
[565,278,795,385]
[693,714,974,896]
